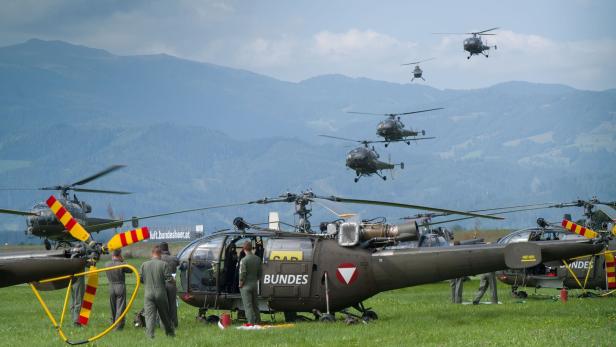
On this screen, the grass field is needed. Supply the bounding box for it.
[1,257,615,347]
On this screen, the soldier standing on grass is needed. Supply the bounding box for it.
[160,241,180,328]
[70,242,86,326]
[473,272,498,304]
[239,241,262,326]
[105,248,131,330]
[140,245,175,338]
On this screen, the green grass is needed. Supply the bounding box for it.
[1,257,615,346]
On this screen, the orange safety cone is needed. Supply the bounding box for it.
[560,287,568,303]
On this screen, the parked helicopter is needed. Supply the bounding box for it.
[492,199,616,297]
[402,58,435,82]
[0,165,129,249]
[318,135,408,182]
[434,27,498,59]
[0,195,152,344]
[346,107,442,147]
[173,192,602,322]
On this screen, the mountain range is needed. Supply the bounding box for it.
[1,39,614,243]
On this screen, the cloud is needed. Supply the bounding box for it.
[312,29,411,59]
[0,2,614,90]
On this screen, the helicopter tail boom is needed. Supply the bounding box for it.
[371,239,603,292]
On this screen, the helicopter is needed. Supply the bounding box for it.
[346,107,442,147]
[0,195,152,344]
[318,135,409,182]
[172,192,602,323]
[434,27,498,59]
[401,58,435,82]
[0,165,130,249]
[491,199,616,297]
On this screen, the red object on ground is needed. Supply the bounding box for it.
[560,287,568,303]
[220,313,232,328]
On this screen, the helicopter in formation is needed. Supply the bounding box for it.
[402,58,435,82]
[0,165,129,249]
[434,27,498,59]
[319,135,407,182]
[346,107,442,147]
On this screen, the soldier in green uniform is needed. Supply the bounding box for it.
[140,245,175,338]
[239,241,262,325]
[105,249,131,330]
[70,242,86,326]
[160,242,180,328]
[449,277,464,304]
[472,272,498,304]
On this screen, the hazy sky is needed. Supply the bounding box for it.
[1,0,615,90]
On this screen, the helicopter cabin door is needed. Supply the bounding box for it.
[261,237,314,299]
[187,237,224,294]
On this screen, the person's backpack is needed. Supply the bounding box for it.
[134,309,146,328]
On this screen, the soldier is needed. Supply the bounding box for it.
[140,245,175,338]
[450,277,464,304]
[105,248,130,330]
[70,242,86,326]
[472,272,499,305]
[238,241,262,326]
[160,242,180,328]
[449,241,464,304]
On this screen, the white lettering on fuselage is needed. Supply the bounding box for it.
[567,260,590,269]
[263,274,309,285]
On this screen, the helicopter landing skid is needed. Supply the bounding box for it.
[341,302,378,323]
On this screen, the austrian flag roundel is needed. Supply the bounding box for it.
[336,263,359,285]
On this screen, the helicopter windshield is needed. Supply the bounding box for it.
[186,237,224,293]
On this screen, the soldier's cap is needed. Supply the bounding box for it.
[160,242,169,252]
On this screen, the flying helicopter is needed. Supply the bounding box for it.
[346,107,442,147]
[318,135,410,182]
[434,27,498,59]
[0,165,130,249]
[491,199,616,297]
[172,192,602,323]
[401,58,435,82]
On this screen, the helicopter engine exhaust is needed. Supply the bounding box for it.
[360,222,419,241]
[337,221,419,246]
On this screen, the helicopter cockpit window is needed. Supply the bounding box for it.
[265,238,313,262]
[418,234,448,248]
[498,230,532,244]
[538,231,560,241]
[188,238,223,293]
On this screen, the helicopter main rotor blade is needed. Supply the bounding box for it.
[70,164,126,187]
[86,202,252,230]
[317,196,504,220]
[347,107,444,117]
[72,188,132,195]
[0,208,38,216]
[318,134,363,143]
[346,112,388,116]
[475,27,499,34]
[403,202,558,220]
[402,57,435,65]
[396,107,444,116]
[377,137,436,143]
[427,206,553,226]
